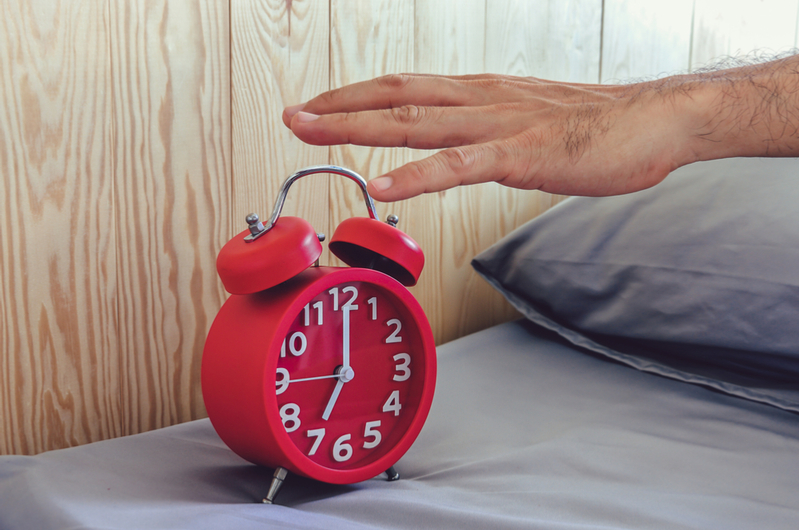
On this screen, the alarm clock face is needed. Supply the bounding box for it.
[272,279,429,471]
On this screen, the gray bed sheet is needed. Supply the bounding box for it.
[0,320,796,529]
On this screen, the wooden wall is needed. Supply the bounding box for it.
[1,0,796,455]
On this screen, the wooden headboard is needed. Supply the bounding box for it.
[1,0,796,455]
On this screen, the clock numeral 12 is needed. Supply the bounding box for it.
[329,286,359,311]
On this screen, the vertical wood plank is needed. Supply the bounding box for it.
[419,0,601,343]
[0,0,118,454]
[231,0,330,246]
[486,0,602,82]
[109,0,230,436]
[412,0,488,342]
[601,0,694,81]
[691,0,798,69]
[328,0,415,266]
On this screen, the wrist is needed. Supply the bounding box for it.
[682,56,799,163]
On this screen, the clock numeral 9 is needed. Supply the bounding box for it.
[276,368,289,395]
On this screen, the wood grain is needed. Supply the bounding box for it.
[231,0,330,247]
[109,0,230,436]
[601,0,694,81]
[691,0,799,69]
[2,0,793,456]
[0,0,118,454]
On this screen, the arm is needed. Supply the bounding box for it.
[283,54,798,202]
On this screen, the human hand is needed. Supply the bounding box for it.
[283,56,798,202]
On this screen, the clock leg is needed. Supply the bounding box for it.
[262,466,289,504]
[385,466,400,481]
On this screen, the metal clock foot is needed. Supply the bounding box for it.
[385,466,400,481]
[262,467,288,504]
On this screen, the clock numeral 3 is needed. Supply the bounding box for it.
[392,353,411,381]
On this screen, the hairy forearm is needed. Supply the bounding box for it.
[675,54,799,163]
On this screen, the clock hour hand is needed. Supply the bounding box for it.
[322,379,344,421]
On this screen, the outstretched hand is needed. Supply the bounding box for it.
[283,56,798,202]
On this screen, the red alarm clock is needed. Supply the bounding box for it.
[201,166,436,504]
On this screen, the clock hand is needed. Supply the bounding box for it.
[322,379,344,421]
[342,307,351,370]
[288,373,343,383]
[321,307,356,421]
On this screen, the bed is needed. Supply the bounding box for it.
[0,157,797,529]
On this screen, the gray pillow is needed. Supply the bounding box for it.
[472,158,799,411]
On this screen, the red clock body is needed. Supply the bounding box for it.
[202,266,436,485]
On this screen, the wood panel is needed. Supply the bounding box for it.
[0,1,118,454]
[327,0,416,271]
[691,0,799,69]
[109,0,230,436]
[421,0,602,343]
[3,0,793,456]
[601,0,694,81]
[231,0,330,245]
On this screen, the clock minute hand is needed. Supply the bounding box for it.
[321,307,355,421]
[342,306,351,370]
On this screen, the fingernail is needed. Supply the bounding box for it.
[296,111,320,123]
[284,103,305,118]
[369,176,393,192]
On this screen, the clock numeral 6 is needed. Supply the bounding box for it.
[280,403,301,433]
[333,434,353,462]
[382,390,402,416]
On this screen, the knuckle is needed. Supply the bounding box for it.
[320,87,342,105]
[439,146,476,173]
[376,73,415,91]
[389,104,426,126]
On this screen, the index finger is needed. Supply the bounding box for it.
[282,74,474,127]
